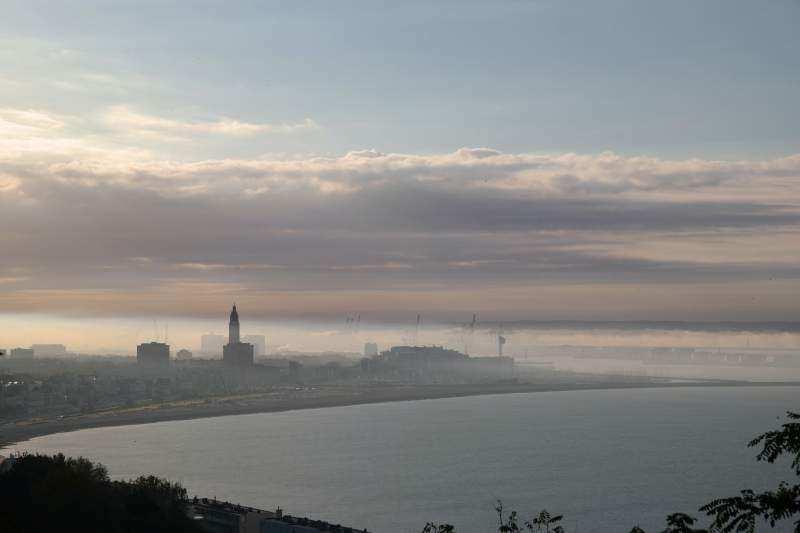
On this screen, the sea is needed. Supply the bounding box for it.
[3,386,798,533]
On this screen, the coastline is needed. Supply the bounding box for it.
[2,380,798,451]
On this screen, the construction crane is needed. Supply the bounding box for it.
[463,313,478,355]
[497,322,506,357]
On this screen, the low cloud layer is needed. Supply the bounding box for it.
[103,105,319,141]
[1,107,800,322]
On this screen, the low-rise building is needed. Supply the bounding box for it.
[31,344,68,357]
[189,499,366,533]
[10,348,34,359]
[363,342,378,357]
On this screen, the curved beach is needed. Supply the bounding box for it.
[4,379,796,451]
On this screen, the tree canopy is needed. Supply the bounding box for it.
[0,453,203,533]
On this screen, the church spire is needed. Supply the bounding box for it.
[228,304,240,344]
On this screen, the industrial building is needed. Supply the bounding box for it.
[136,342,170,366]
[363,345,515,383]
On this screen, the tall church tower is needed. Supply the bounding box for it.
[223,304,252,366]
[229,304,240,344]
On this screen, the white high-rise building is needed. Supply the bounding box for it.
[243,335,266,357]
[200,333,226,356]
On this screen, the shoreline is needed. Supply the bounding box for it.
[2,380,799,451]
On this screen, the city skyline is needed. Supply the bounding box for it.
[2,1,800,351]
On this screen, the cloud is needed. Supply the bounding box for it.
[102,105,320,140]
[0,277,28,284]
[0,108,65,136]
[171,262,281,271]
[328,262,414,271]
[2,109,800,319]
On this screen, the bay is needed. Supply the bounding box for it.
[5,386,797,532]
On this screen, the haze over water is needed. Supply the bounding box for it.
[2,314,798,357]
[7,386,795,533]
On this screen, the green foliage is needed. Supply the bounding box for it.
[749,411,800,475]
[660,513,707,533]
[496,500,520,532]
[422,523,456,533]
[700,411,800,533]
[701,484,800,533]
[525,509,564,533]
[0,453,203,533]
[423,501,568,533]
[494,501,564,533]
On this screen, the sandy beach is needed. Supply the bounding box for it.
[4,379,797,451]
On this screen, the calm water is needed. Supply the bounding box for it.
[4,387,797,532]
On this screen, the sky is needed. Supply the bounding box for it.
[1,0,800,350]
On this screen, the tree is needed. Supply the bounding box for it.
[494,501,566,533]
[701,411,800,533]
[526,510,564,533]
[496,500,520,533]
[660,513,707,533]
[421,523,456,533]
[0,453,203,533]
[525,510,564,533]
